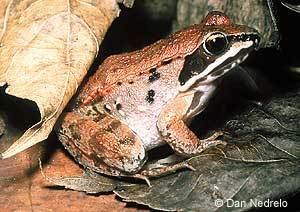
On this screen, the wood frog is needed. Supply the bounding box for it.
[57,11,260,185]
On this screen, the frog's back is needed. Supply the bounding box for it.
[79,24,205,103]
[101,24,204,85]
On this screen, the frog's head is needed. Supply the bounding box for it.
[179,11,260,91]
[178,11,260,118]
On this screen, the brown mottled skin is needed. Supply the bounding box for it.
[57,11,259,184]
[81,12,251,105]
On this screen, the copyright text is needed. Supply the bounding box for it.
[214,198,288,208]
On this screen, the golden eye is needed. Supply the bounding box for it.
[203,32,228,55]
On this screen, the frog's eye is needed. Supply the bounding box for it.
[203,32,228,55]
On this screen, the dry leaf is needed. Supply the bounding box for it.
[0,0,120,158]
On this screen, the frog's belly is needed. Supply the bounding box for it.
[105,85,178,151]
[124,109,165,151]
[102,92,174,150]
[117,86,179,150]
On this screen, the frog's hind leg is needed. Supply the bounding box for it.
[57,111,147,175]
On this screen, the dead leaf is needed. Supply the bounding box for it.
[0,0,120,158]
[41,166,120,193]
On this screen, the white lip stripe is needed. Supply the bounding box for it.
[179,40,254,92]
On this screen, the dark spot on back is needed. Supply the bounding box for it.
[149,68,156,74]
[146,89,155,103]
[146,97,154,104]
[129,81,134,84]
[149,71,160,82]
[117,82,122,86]
[148,89,155,97]
[116,103,122,110]
[149,75,155,82]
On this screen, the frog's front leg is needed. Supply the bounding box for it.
[157,96,226,157]
[57,111,147,175]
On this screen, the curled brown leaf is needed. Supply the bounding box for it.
[0,0,120,158]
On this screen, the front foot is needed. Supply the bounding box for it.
[199,131,227,150]
[158,116,226,156]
